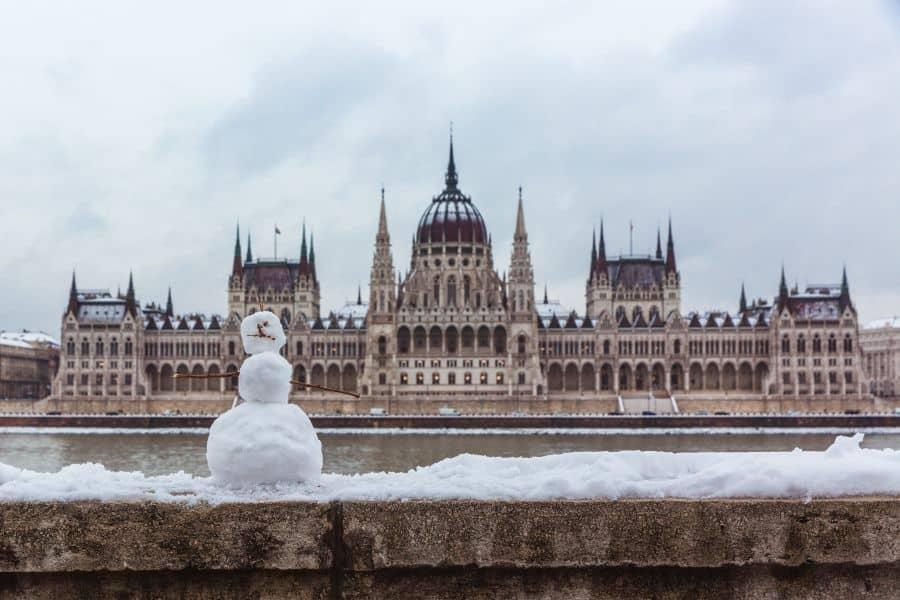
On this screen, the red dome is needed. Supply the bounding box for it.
[416,141,488,245]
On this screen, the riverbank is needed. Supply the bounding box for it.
[2,413,900,429]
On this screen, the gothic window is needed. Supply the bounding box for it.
[797,335,806,353]
[844,334,853,352]
[228,341,236,355]
[281,308,291,326]
[615,306,626,321]
[433,277,441,307]
[379,291,385,312]
[447,276,457,307]
[448,372,456,384]
[464,276,471,305]
[632,306,643,322]
[96,340,104,356]
[296,341,303,355]
[378,336,387,356]
[517,290,524,312]
[781,335,790,353]
[397,327,411,353]
[66,339,75,355]
[110,339,119,356]
[649,306,659,322]
[517,372,526,384]
[517,335,527,355]
[603,340,610,355]
[828,334,837,353]
[475,292,481,309]
[416,372,424,385]
[812,334,821,353]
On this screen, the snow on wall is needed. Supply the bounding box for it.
[2,434,899,504]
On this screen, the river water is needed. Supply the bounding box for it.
[2,430,899,476]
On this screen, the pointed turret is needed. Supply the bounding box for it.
[300,221,308,261]
[125,271,137,317]
[589,228,598,280]
[232,223,243,277]
[665,217,677,274]
[245,232,253,263]
[739,283,747,314]
[777,265,789,310]
[597,220,608,274]
[165,287,174,317]
[655,227,663,260]
[543,284,549,305]
[67,271,78,315]
[309,230,316,279]
[444,133,458,192]
[357,284,363,305]
[839,266,853,312]
[377,188,390,244]
[514,187,527,241]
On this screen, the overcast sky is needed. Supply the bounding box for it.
[1,0,898,336]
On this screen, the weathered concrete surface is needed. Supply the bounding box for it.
[2,499,900,599]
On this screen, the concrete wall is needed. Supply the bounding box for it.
[2,498,899,598]
[24,393,900,416]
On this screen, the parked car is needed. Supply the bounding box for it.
[714,411,729,416]
[844,409,861,415]
[641,410,656,416]
[438,407,460,416]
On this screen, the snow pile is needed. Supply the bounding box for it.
[206,311,322,486]
[2,434,899,504]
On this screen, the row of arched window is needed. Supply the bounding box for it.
[781,333,852,354]
[66,337,132,357]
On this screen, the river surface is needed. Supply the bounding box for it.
[2,430,899,476]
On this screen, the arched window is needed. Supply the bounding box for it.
[632,306,643,322]
[379,291,385,312]
[517,290,524,312]
[281,307,291,326]
[475,292,481,309]
[674,339,681,354]
[797,335,806,353]
[781,335,790,353]
[447,276,457,307]
[615,306,626,322]
[110,339,119,356]
[517,335,527,354]
[397,327,411,353]
[812,334,821,353]
[296,341,303,355]
[463,276,471,305]
[228,341,236,355]
[96,340,104,356]
[603,339,610,355]
[82,339,90,354]
[649,306,660,323]
[844,334,853,352]
[433,276,441,307]
[66,339,75,355]
[378,336,387,355]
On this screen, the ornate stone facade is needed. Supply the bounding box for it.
[861,318,899,399]
[52,140,871,412]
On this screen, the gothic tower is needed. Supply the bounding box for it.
[363,189,397,394]
[507,188,541,392]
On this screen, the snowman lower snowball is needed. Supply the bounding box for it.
[207,311,322,486]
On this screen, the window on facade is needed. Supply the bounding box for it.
[81,374,89,385]
[615,306,626,321]
[95,340,104,356]
[447,276,456,307]
[828,335,837,353]
[66,339,75,355]
[517,335,527,355]
[632,306,643,322]
[378,336,387,356]
[496,373,504,384]
[81,340,90,354]
[797,335,806,353]
[400,373,408,385]
[812,335,821,353]
[475,292,481,309]
[674,339,681,354]
[66,374,74,385]
[378,373,387,385]
[844,335,853,352]
[432,372,440,384]
[517,372,526,385]
[124,374,132,385]
[480,372,488,384]
[416,372,424,385]
[96,374,103,386]
[464,372,472,385]
[463,276,471,305]
[781,336,790,353]
[782,373,791,385]
[433,277,441,307]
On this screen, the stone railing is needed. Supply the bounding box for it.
[2,498,899,598]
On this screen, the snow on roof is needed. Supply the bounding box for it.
[335,301,369,320]
[536,300,571,319]
[0,331,59,347]
[0,434,897,503]
[864,317,900,330]
[78,302,126,324]
[0,338,32,349]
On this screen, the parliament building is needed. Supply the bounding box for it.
[52,141,873,414]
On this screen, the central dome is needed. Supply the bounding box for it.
[416,140,488,245]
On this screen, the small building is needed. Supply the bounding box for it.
[861,317,900,398]
[0,331,60,399]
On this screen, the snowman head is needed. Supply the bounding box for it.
[239,311,286,355]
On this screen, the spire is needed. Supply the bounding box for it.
[232,223,243,277]
[543,284,548,305]
[67,271,78,314]
[739,283,747,314]
[779,265,788,298]
[589,228,598,279]
[655,227,663,260]
[665,217,677,274]
[357,284,362,305]
[514,186,527,240]
[165,287,174,317]
[377,188,390,242]
[596,219,608,274]
[300,220,308,262]
[444,128,458,191]
[309,230,316,265]
[245,232,253,263]
[125,271,137,317]
[839,265,852,312]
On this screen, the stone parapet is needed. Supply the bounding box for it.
[2,498,899,598]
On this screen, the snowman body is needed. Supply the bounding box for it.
[206,311,323,486]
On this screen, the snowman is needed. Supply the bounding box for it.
[206,311,323,486]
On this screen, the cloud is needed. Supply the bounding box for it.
[0,0,898,336]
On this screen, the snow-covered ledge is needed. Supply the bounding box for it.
[2,498,900,598]
[3,434,900,597]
